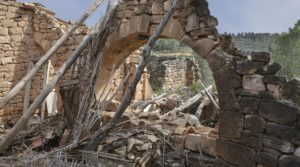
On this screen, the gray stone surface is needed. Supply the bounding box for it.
[237,61,265,75]
[239,97,260,114]
[278,155,300,167]
[239,132,263,151]
[251,51,271,62]
[243,75,266,92]
[263,136,294,153]
[266,123,300,145]
[244,115,265,134]
[255,152,278,167]
[259,100,299,125]
[216,138,256,167]
[218,111,244,138]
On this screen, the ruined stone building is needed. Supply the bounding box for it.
[0,0,200,124]
[1,0,300,166]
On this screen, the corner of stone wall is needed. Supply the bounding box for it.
[211,45,300,166]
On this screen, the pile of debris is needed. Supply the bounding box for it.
[0,85,219,167]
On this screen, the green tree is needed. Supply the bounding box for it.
[272,20,300,78]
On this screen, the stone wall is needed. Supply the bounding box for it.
[0,0,88,126]
[146,54,200,90]
[99,0,300,165]
[111,49,152,101]
[213,50,300,167]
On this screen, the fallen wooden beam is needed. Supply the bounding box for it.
[168,85,213,116]
[0,0,105,109]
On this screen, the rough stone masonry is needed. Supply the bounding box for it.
[1,0,300,167]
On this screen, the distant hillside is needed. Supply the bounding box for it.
[228,32,279,52]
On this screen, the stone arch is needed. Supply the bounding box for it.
[96,0,218,95]
[96,0,300,166]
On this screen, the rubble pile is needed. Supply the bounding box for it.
[0,89,219,167]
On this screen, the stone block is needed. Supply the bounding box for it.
[216,138,256,167]
[163,1,171,11]
[0,27,8,35]
[239,97,260,114]
[199,16,218,28]
[184,133,216,156]
[236,61,265,75]
[11,35,22,42]
[190,27,217,36]
[0,57,12,65]
[0,5,8,11]
[137,15,150,33]
[116,10,134,19]
[251,51,271,62]
[244,115,265,134]
[266,123,300,145]
[117,17,137,39]
[0,35,10,43]
[161,19,184,40]
[263,75,286,85]
[263,62,282,75]
[170,135,185,150]
[150,15,163,24]
[185,13,199,32]
[218,111,244,138]
[1,19,17,27]
[134,5,151,15]
[8,6,19,13]
[258,100,299,125]
[192,38,215,57]
[33,32,43,44]
[255,152,278,167]
[218,90,239,111]
[263,136,294,153]
[280,82,300,105]
[294,147,300,158]
[151,0,164,14]
[243,75,266,92]
[213,69,242,91]
[239,132,263,151]
[8,27,23,35]
[278,155,300,167]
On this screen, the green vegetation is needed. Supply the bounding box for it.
[153,39,192,53]
[229,32,278,52]
[271,20,300,78]
[188,81,203,94]
[231,20,300,79]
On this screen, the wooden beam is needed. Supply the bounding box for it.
[41,60,50,120]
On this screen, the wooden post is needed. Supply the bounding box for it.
[0,0,105,109]
[23,59,33,114]
[41,60,50,120]
[23,59,33,129]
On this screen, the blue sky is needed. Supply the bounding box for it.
[18,0,300,33]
